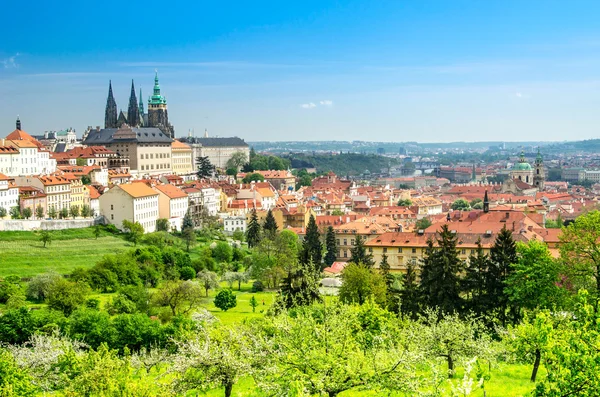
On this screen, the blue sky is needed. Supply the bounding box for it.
[2,0,600,142]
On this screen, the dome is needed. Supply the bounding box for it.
[514,162,532,171]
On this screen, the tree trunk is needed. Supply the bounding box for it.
[328,391,338,397]
[531,348,541,382]
[447,354,454,378]
[238,280,241,290]
[224,381,233,397]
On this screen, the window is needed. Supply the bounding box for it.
[350,239,355,246]
[111,214,114,220]
[398,247,402,253]
[461,249,466,255]
[411,248,416,254]
[343,239,347,246]
[383,247,387,253]
[368,247,373,253]
[343,250,347,258]
[111,204,114,210]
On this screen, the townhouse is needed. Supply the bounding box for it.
[0,173,19,216]
[154,184,189,231]
[99,183,159,232]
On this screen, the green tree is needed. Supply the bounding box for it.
[182,211,194,230]
[69,205,80,218]
[397,198,412,207]
[470,198,483,208]
[0,207,6,218]
[451,198,471,211]
[249,295,258,312]
[81,204,91,217]
[349,235,374,267]
[278,262,322,309]
[76,157,86,166]
[324,226,337,267]
[213,241,233,263]
[419,225,464,314]
[262,209,278,237]
[242,172,265,184]
[40,230,52,248]
[463,238,489,315]
[122,220,144,246]
[196,156,215,179]
[214,289,237,312]
[400,260,420,318]
[246,210,261,248]
[35,205,44,219]
[26,272,61,301]
[197,270,220,297]
[379,253,400,312]
[339,262,387,306]
[46,278,89,316]
[9,206,20,219]
[486,226,518,325]
[299,215,322,268]
[506,240,567,311]
[48,207,57,219]
[226,151,249,171]
[153,280,204,316]
[21,207,32,219]
[93,224,102,239]
[182,227,196,252]
[415,217,432,231]
[156,218,170,232]
[81,174,91,185]
[0,349,38,396]
[59,207,68,219]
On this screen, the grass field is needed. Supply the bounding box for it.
[0,228,131,278]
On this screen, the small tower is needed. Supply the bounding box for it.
[138,88,145,126]
[147,71,174,137]
[127,80,141,127]
[483,190,489,213]
[204,128,208,138]
[471,164,477,182]
[104,81,118,128]
[533,148,545,190]
[16,116,21,130]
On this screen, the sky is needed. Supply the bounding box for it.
[2,0,600,142]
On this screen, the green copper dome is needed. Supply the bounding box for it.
[514,162,532,171]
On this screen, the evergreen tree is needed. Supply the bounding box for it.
[263,209,278,237]
[182,210,194,230]
[349,235,374,267]
[463,238,489,315]
[246,210,261,248]
[196,156,214,179]
[324,226,337,267]
[379,253,400,313]
[300,215,323,269]
[419,225,465,314]
[277,262,322,309]
[486,226,518,325]
[400,260,420,318]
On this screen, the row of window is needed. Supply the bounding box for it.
[140,163,170,171]
[141,153,170,160]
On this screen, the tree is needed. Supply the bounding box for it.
[506,240,567,312]
[69,205,80,218]
[379,253,399,312]
[415,217,432,230]
[94,225,102,239]
[226,151,249,171]
[486,226,518,325]
[9,206,20,219]
[122,220,144,246]
[339,262,387,306]
[182,211,194,230]
[397,198,412,207]
[196,156,214,179]
[246,210,261,248]
[213,241,233,263]
[59,207,69,219]
[48,207,57,219]
[324,226,337,267]
[560,210,600,298]
[0,207,6,218]
[197,270,219,296]
[46,278,89,316]
[182,227,196,252]
[156,218,170,232]
[299,215,322,268]
[463,238,489,315]
[470,198,482,208]
[76,157,86,166]
[153,280,204,316]
[419,225,464,314]
[81,174,91,185]
[242,173,265,184]
[451,198,471,211]
[214,289,237,312]
[40,231,52,248]
[249,296,258,312]
[400,260,420,318]
[0,349,38,397]
[81,204,91,217]
[262,209,278,237]
[26,272,61,301]
[278,262,322,309]
[21,207,32,219]
[348,235,374,267]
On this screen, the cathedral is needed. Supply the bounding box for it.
[104,72,175,138]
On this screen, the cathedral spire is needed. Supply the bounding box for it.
[127,79,140,127]
[105,80,118,128]
[16,116,21,130]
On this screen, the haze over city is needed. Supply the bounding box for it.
[3,0,600,142]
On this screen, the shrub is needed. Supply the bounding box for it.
[252,280,264,292]
[214,289,237,312]
[179,266,196,280]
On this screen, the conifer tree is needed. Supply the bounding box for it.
[419,225,465,314]
[349,235,374,267]
[379,253,400,313]
[300,215,322,269]
[277,262,322,309]
[196,156,214,179]
[182,210,194,230]
[324,226,337,267]
[246,209,261,248]
[400,260,420,318]
[263,209,278,238]
[486,226,518,325]
[463,238,489,315]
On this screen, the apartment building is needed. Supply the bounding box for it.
[154,184,189,231]
[99,183,159,232]
[171,140,194,175]
[0,173,19,216]
[14,175,72,213]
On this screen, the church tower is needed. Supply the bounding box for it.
[138,88,145,126]
[534,149,545,190]
[147,71,174,137]
[105,81,118,128]
[127,80,141,127]
[483,190,489,213]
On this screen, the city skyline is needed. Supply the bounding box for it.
[3,1,600,141]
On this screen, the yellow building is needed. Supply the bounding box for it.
[63,174,87,212]
[333,215,401,261]
[171,140,194,175]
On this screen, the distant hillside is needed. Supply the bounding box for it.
[283,152,399,176]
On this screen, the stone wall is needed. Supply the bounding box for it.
[0,218,103,231]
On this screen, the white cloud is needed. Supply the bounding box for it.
[301,102,316,109]
[2,53,20,69]
[320,100,333,106]
[515,92,531,99]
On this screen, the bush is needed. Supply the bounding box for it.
[179,266,196,280]
[252,280,264,292]
[214,289,237,312]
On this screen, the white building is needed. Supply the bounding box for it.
[223,215,247,234]
[154,184,189,231]
[179,134,250,170]
[99,183,159,233]
[0,173,19,216]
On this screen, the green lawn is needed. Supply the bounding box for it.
[0,229,130,278]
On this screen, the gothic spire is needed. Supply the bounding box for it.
[127,79,141,127]
[105,80,118,128]
[483,190,489,213]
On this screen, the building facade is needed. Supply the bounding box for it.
[99,183,159,232]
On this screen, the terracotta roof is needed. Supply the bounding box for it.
[256,170,293,179]
[4,130,44,149]
[118,183,159,198]
[38,175,71,186]
[171,140,191,150]
[154,184,188,199]
[0,146,19,154]
[87,185,101,199]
